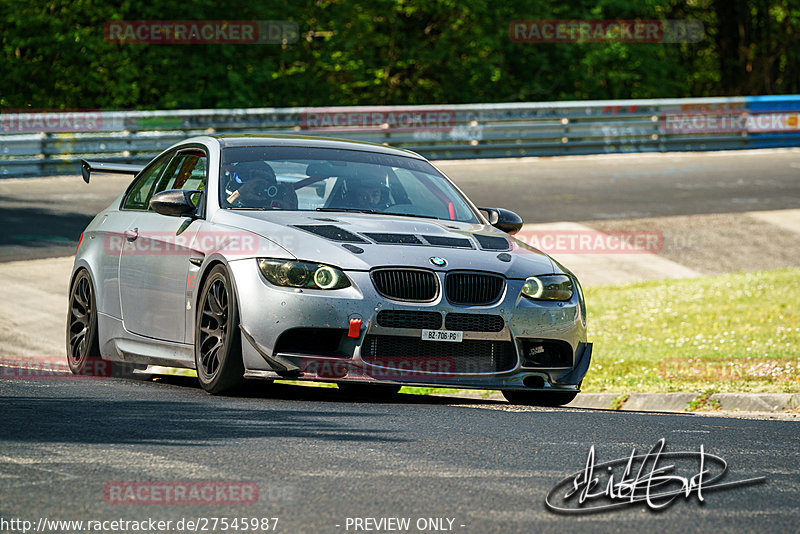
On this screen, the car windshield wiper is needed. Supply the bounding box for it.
[316,208,380,214]
[382,211,441,220]
[316,207,441,220]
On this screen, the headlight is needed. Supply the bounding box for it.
[521,274,573,301]
[257,259,350,290]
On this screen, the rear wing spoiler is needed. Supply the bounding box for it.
[80,160,145,183]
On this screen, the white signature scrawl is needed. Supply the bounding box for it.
[546,438,766,514]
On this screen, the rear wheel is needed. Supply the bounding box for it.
[502,390,578,407]
[338,383,401,400]
[195,265,244,394]
[66,270,138,377]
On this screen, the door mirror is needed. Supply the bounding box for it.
[479,207,523,235]
[150,189,200,218]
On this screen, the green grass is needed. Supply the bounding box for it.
[685,391,722,412]
[582,268,800,393]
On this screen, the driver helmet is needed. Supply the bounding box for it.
[231,160,276,185]
[345,166,389,209]
[225,161,278,203]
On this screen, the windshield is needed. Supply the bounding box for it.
[219,146,479,223]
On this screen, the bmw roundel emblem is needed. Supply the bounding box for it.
[429,257,447,267]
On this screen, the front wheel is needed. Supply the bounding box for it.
[195,265,244,394]
[502,390,578,407]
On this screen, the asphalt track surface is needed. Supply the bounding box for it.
[1,371,798,533]
[1,148,800,262]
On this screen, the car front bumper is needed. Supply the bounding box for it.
[227,259,591,392]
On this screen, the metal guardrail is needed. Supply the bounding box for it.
[2,95,800,177]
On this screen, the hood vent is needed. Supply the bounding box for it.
[473,234,510,251]
[363,233,422,245]
[293,225,367,243]
[422,235,473,249]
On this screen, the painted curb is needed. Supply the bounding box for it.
[622,392,699,412]
[710,393,799,412]
[434,391,800,413]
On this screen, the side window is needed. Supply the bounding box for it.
[152,150,208,211]
[122,153,171,210]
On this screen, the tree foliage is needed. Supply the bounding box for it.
[1,0,797,110]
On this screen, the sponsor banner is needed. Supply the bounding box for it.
[509,19,704,43]
[662,111,800,134]
[0,110,104,133]
[104,481,259,505]
[514,230,664,254]
[745,112,800,133]
[673,102,746,112]
[662,112,748,134]
[300,108,457,131]
[104,20,298,45]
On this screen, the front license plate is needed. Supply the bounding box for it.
[421,329,463,342]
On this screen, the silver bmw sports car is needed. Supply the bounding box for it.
[68,135,591,405]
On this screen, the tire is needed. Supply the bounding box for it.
[338,382,401,399]
[66,270,139,378]
[195,265,244,394]
[502,390,578,407]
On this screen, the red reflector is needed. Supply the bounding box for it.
[77,232,84,252]
[348,318,362,338]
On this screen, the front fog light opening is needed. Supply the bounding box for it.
[520,339,573,367]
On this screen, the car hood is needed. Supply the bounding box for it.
[212,210,558,278]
